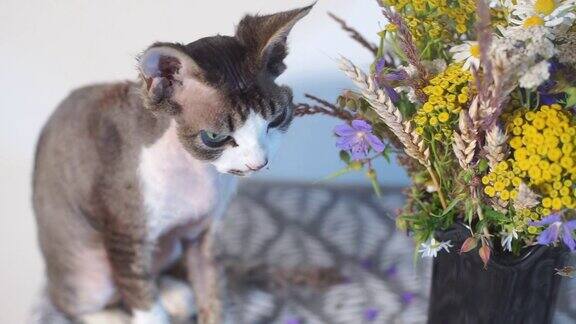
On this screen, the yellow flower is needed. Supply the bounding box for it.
[529,166,542,181]
[561,156,573,169]
[523,15,545,28]
[385,23,398,32]
[497,103,576,223]
[484,186,496,197]
[547,148,562,161]
[534,0,556,15]
[552,197,563,210]
[438,112,450,123]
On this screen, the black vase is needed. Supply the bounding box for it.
[428,223,569,324]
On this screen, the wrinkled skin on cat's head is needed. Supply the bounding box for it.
[137,5,312,175]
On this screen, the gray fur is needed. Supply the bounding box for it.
[32,5,312,323]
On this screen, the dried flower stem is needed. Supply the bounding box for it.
[378,5,428,102]
[294,93,355,121]
[328,12,378,56]
[339,57,448,209]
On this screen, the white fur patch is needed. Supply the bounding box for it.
[132,302,169,324]
[212,111,282,174]
[67,247,117,314]
[139,122,236,239]
[158,277,196,321]
[79,309,130,324]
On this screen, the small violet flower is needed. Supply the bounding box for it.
[530,212,576,251]
[384,263,398,278]
[419,237,453,258]
[334,120,385,161]
[363,308,379,321]
[375,68,409,103]
[284,317,301,324]
[401,292,415,305]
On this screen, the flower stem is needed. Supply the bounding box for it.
[426,166,448,209]
[473,187,491,238]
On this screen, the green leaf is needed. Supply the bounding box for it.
[462,170,473,183]
[441,197,462,217]
[566,87,576,108]
[478,159,489,173]
[382,146,393,163]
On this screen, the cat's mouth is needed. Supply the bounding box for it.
[227,169,249,177]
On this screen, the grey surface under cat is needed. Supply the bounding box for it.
[32,181,576,323]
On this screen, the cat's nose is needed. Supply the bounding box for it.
[246,158,268,171]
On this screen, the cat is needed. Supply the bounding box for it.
[31,5,312,324]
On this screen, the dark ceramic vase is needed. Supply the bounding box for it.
[427,223,569,324]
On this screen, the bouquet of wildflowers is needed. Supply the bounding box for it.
[304,0,576,265]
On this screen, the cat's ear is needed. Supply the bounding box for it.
[235,4,313,78]
[137,43,201,111]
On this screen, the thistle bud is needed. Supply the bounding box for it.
[350,161,363,171]
[459,237,478,254]
[479,242,491,269]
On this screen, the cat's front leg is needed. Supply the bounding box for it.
[185,226,223,324]
[104,232,170,324]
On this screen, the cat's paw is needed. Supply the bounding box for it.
[159,276,196,322]
[132,302,170,324]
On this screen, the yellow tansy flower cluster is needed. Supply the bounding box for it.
[382,0,476,45]
[413,64,473,140]
[482,104,576,229]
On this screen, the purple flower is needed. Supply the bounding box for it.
[537,60,566,104]
[401,292,415,305]
[384,263,398,278]
[334,120,385,160]
[361,258,375,270]
[375,58,388,74]
[363,308,379,321]
[375,69,408,103]
[530,213,576,251]
[285,317,301,324]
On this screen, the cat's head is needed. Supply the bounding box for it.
[137,5,312,176]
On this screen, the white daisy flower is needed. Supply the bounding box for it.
[510,0,576,29]
[419,237,453,258]
[500,228,519,252]
[449,41,481,71]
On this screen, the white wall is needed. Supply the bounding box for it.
[0,0,407,322]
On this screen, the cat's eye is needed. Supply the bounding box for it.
[268,108,287,130]
[200,130,232,148]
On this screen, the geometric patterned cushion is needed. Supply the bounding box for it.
[70,180,576,323]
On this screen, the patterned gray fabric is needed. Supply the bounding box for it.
[219,181,576,324]
[217,181,430,324]
[76,180,575,323]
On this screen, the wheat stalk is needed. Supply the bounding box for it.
[484,123,508,170]
[339,57,430,166]
[339,57,448,209]
[453,97,481,170]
